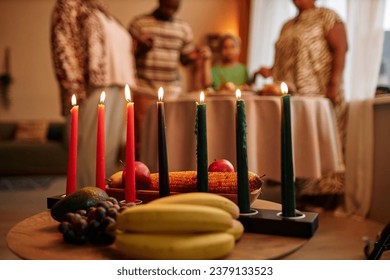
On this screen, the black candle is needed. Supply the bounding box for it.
[196,91,208,192]
[235,89,251,213]
[280,82,296,217]
[157,87,170,197]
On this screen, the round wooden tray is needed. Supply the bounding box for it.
[6,200,307,260]
[106,188,262,205]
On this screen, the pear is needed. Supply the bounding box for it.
[107,170,124,188]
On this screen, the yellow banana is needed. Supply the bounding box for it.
[226,219,244,241]
[115,231,235,260]
[116,204,233,233]
[150,192,240,219]
[108,171,123,188]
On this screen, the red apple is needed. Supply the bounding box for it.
[121,161,152,188]
[208,159,235,172]
[135,161,151,188]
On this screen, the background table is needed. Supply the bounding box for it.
[140,92,344,182]
[344,95,390,222]
[6,200,307,260]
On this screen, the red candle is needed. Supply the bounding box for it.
[66,94,78,195]
[125,85,136,202]
[96,91,106,190]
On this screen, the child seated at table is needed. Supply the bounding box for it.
[202,33,252,91]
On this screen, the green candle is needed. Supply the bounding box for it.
[157,87,170,197]
[195,91,208,192]
[235,89,250,213]
[280,82,296,217]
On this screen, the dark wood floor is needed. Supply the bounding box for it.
[1,176,389,260]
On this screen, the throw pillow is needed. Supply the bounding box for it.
[14,120,49,143]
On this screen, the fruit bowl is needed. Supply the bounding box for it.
[106,187,262,206]
[106,170,263,206]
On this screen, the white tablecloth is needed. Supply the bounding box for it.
[344,95,390,220]
[140,92,344,182]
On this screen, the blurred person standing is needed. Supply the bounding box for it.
[129,0,201,98]
[255,0,348,208]
[128,0,208,158]
[202,33,251,91]
[51,0,136,187]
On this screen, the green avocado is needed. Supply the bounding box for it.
[51,186,109,222]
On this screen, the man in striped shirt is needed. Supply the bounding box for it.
[129,0,207,159]
[129,0,199,99]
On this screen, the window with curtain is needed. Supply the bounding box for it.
[248,0,387,101]
[378,0,390,90]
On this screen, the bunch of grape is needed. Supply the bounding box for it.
[58,197,134,245]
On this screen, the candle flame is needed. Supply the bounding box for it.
[200,91,205,103]
[71,94,77,106]
[158,87,164,101]
[235,89,241,100]
[281,82,288,94]
[100,91,106,104]
[125,84,131,102]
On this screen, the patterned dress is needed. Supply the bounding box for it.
[273,8,347,197]
[51,0,136,187]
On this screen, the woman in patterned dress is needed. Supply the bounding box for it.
[256,0,348,207]
[51,0,136,187]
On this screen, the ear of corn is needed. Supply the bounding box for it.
[148,171,263,194]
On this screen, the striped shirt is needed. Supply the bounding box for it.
[129,13,195,97]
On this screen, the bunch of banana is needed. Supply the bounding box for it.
[115,192,245,260]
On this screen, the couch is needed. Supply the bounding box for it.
[0,121,68,176]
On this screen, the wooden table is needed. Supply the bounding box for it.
[6,200,308,260]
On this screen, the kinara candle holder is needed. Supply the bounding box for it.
[239,208,319,238]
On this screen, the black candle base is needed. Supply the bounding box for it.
[47,194,65,209]
[239,208,319,238]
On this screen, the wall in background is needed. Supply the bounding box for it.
[0,0,239,122]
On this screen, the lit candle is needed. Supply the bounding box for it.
[96,91,106,191]
[235,89,250,213]
[196,91,208,192]
[66,94,78,195]
[157,87,170,197]
[280,82,296,217]
[125,85,136,202]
